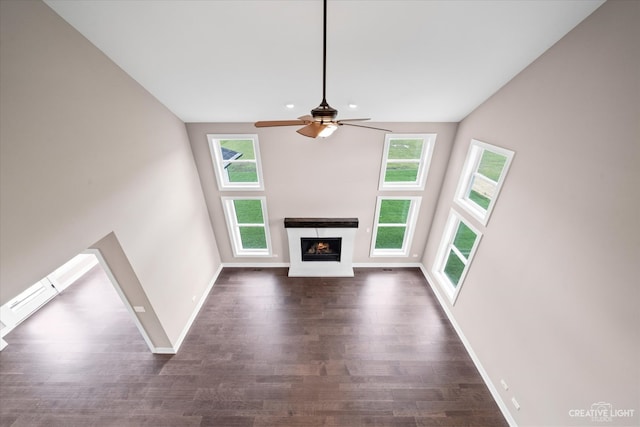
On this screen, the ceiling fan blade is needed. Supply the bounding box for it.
[296,122,324,138]
[255,120,307,127]
[339,122,391,132]
[336,118,371,122]
[297,115,315,122]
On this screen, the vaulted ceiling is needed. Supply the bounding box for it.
[44,0,604,123]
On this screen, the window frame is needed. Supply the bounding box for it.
[378,133,436,191]
[207,134,265,191]
[370,196,422,257]
[221,196,272,257]
[433,210,482,304]
[454,139,514,225]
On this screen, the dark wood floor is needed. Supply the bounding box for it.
[0,266,508,427]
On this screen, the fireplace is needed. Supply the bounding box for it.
[301,238,342,262]
[285,218,358,277]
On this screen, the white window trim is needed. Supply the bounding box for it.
[378,133,436,191]
[433,210,483,304]
[454,139,514,226]
[370,196,422,257]
[207,134,265,191]
[221,196,272,257]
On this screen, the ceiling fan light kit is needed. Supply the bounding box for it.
[254,0,390,139]
[318,123,338,138]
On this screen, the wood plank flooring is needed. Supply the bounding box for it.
[0,266,508,427]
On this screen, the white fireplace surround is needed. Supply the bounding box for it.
[285,218,358,277]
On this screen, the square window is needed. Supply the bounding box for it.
[371,197,421,257]
[207,134,264,190]
[379,134,436,190]
[433,211,482,303]
[454,140,514,225]
[221,197,272,256]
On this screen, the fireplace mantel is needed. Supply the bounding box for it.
[284,218,358,229]
[284,217,358,277]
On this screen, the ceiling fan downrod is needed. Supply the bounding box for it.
[311,0,338,123]
[253,0,389,138]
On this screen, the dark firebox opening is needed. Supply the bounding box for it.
[301,237,342,262]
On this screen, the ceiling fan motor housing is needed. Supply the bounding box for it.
[311,100,338,122]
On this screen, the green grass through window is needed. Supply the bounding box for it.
[239,227,267,249]
[388,139,423,159]
[220,140,255,160]
[452,222,476,258]
[233,199,267,250]
[226,163,258,183]
[477,150,507,182]
[469,190,491,210]
[375,199,412,250]
[379,199,410,223]
[465,149,507,210]
[444,251,465,286]
[375,226,406,249]
[443,221,479,286]
[384,162,419,182]
[384,139,423,184]
[220,139,259,183]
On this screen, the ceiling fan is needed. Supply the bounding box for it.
[254,0,390,138]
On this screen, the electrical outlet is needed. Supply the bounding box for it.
[511,397,520,410]
[500,379,509,390]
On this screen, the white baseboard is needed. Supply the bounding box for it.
[222,262,289,268]
[419,265,518,427]
[353,262,423,268]
[152,347,177,354]
[169,264,224,354]
[0,338,7,351]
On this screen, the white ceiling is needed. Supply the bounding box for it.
[44,0,604,123]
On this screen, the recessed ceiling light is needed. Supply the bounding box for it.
[348,103,358,109]
[285,103,295,109]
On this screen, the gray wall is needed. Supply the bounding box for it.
[422,1,639,425]
[186,122,457,265]
[0,0,221,347]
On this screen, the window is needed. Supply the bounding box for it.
[207,134,264,190]
[209,135,271,257]
[433,211,482,303]
[379,133,436,190]
[0,279,58,336]
[454,139,514,225]
[370,197,421,257]
[221,197,272,257]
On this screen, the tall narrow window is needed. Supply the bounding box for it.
[454,140,514,225]
[208,134,264,190]
[434,211,482,303]
[370,197,421,257]
[221,197,272,256]
[379,134,436,190]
